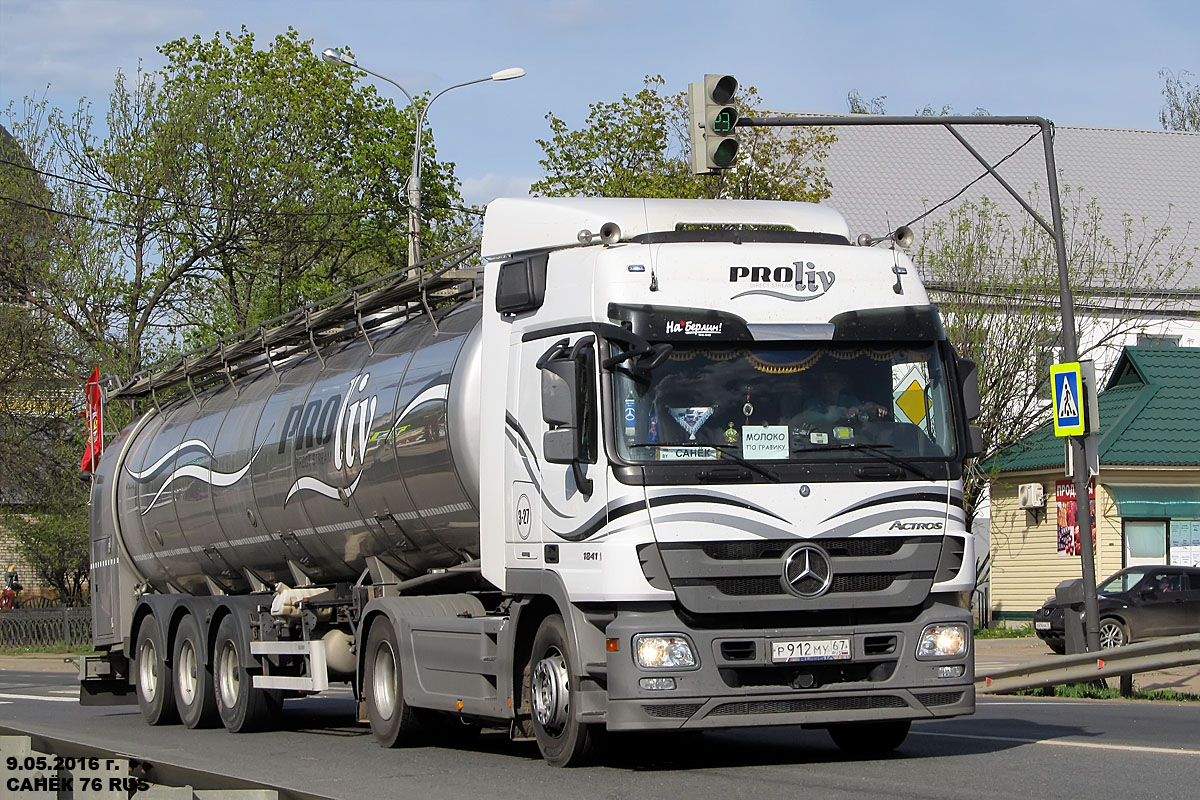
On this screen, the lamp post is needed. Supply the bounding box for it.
[321,48,525,268]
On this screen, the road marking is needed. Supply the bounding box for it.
[912,730,1200,756]
[0,692,77,703]
[48,689,77,695]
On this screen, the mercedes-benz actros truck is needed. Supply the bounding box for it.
[82,197,981,766]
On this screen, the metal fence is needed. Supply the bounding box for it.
[0,607,92,649]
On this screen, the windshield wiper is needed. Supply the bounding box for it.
[630,442,780,482]
[796,442,935,481]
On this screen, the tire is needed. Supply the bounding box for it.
[135,615,178,725]
[173,615,219,728]
[364,620,424,747]
[827,720,911,755]
[213,615,281,733]
[1098,618,1129,649]
[1047,641,1066,656]
[529,615,603,767]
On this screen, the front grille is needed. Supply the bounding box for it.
[708,695,907,716]
[700,537,917,560]
[653,536,943,614]
[644,703,703,719]
[915,691,965,707]
[706,573,899,597]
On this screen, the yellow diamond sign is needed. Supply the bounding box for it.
[895,380,929,425]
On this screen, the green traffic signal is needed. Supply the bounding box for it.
[711,107,737,135]
[688,74,741,174]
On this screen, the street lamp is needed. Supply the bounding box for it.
[321,48,525,267]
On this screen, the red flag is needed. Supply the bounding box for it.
[81,367,103,474]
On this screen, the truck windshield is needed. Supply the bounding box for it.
[612,342,956,463]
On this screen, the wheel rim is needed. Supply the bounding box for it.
[217,639,241,708]
[372,640,398,721]
[1099,622,1124,648]
[531,647,570,736]
[177,638,198,706]
[138,636,158,703]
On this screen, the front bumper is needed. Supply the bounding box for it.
[603,602,975,731]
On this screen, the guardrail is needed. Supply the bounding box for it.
[977,632,1200,694]
[0,607,92,649]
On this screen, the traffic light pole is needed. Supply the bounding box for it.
[739,113,1102,650]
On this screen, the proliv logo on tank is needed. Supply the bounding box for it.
[283,372,378,504]
[729,261,836,302]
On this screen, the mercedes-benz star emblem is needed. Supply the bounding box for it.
[782,544,833,598]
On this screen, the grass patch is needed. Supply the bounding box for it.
[974,624,1036,639]
[1016,682,1200,702]
[0,644,96,656]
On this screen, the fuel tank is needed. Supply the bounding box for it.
[93,301,484,594]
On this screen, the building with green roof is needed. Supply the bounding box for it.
[986,346,1200,623]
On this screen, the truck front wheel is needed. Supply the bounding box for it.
[529,614,602,767]
[135,615,178,725]
[213,615,280,732]
[827,719,911,755]
[364,620,423,747]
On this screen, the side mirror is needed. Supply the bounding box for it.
[967,424,984,458]
[958,357,981,421]
[541,359,579,428]
[543,428,580,464]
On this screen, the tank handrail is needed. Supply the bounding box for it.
[112,245,482,401]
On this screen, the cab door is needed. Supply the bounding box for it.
[534,335,609,558]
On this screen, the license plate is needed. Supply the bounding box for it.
[1034,621,1051,630]
[771,638,851,662]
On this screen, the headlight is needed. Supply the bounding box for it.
[633,634,697,669]
[916,623,968,658]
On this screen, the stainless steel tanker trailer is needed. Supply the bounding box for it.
[82,197,983,766]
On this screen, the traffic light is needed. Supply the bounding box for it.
[688,74,740,174]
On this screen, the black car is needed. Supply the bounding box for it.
[1033,565,1200,653]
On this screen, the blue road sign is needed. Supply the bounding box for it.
[1050,362,1084,437]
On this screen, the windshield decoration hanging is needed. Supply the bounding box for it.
[670,406,715,441]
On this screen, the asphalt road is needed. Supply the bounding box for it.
[2,668,1198,800]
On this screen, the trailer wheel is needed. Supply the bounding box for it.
[529,614,602,767]
[827,719,911,755]
[214,615,280,733]
[173,614,219,728]
[135,615,178,725]
[364,620,423,747]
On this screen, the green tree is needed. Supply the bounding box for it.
[533,76,834,201]
[1160,69,1199,131]
[3,462,90,603]
[918,191,1195,527]
[3,27,475,381]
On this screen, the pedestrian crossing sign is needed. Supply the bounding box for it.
[1050,362,1085,437]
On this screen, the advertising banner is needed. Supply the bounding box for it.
[1056,478,1096,557]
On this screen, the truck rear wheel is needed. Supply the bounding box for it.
[214,615,280,732]
[364,620,424,747]
[173,614,219,728]
[827,719,911,755]
[135,615,178,725]
[529,614,602,767]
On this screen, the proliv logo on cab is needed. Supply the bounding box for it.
[729,261,836,302]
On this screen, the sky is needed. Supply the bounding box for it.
[1,0,1197,208]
